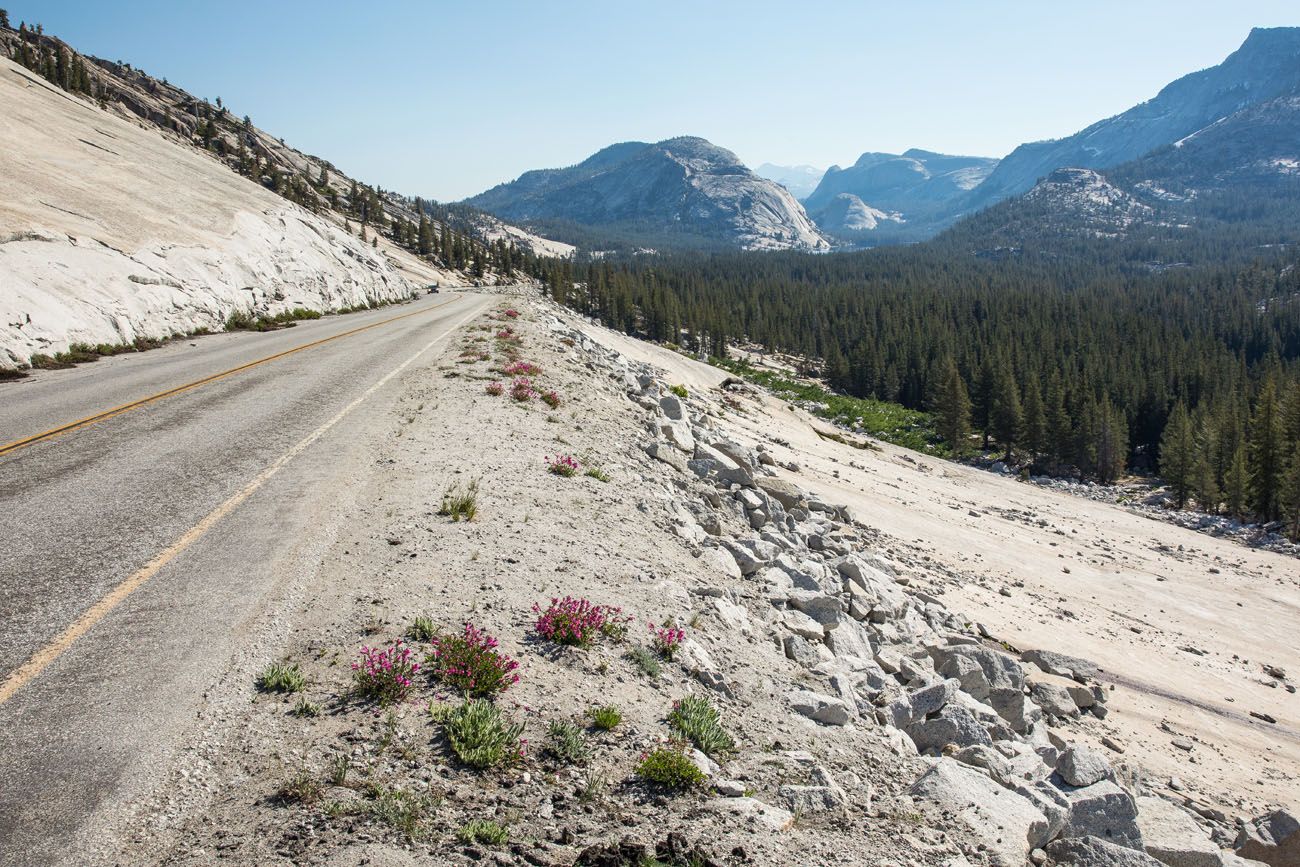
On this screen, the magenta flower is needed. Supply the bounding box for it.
[352,640,420,706]
[427,622,520,697]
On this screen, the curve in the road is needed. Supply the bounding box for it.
[0,297,458,458]
[0,295,473,707]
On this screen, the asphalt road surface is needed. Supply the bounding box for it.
[0,291,494,864]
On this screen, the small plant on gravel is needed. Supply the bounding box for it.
[277,769,323,805]
[407,615,437,642]
[438,478,479,522]
[485,380,504,396]
[502,360,541,376]
[545,719,590,765]
[457,818,509,846]
[649,621,686,660]
[587,704,622,731]
[668,695,735,758]
[291,697,322,718]
[496,327,517,340]
[669,384,689,399]
[444,699,526,769]
[510,376,536,402]
[584,466,610,483]
[502,309,520,319]
[367,784,437,841]
[427,622,520,697]
[635,742,705,790]
[626,645,662,679]
[328,754,351,786]
[257,662,306,694]
[539,389,561,409]
[577,769,607,804]
[352,640,420,706]
[532,596,631,647]
[546,454,580,477]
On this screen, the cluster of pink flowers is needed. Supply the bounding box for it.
[352,640,420,706]
[427,622,520,697]
[533,596,632,646]
[649,621,686,660]
[546,454,580,477]
[540,389,561,409]
[496,327,521,341]
[510,377,536,402]
[503,309,520,319]
[502,360,541,376]
[485,380,505,396]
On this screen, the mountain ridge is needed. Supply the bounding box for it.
[465,136,830,252]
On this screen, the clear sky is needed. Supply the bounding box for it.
[7,1,1298,200]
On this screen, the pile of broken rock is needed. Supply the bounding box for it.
[553,308,1296,867]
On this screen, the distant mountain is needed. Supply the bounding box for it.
[804,149,997,242]
[943,92,1300,256]
[968,27,1300,208]
[810,193,905,234]
[464,137,829,252]
[754,163,825,199]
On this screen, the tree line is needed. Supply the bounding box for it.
[539,244,1300,536]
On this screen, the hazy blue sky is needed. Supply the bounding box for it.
[8,1,1298,200]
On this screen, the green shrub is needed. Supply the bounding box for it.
[367,785,436,840]
[711,357,944,455]
[587,704,622,731]
[257,662,306,694]
[636,743,705,790]
[291,696,321,717]
[626,645,661,679]
[545,720,590,765]
[669,384,689,399]
[457,819,509,845]
[277,769,323,805]
[407,615,437,642]
[438,479,479,522]
[444,699,525,769]
[668,695,734,758]
[584,467,610,483]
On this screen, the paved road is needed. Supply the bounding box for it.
[0,291,494,864]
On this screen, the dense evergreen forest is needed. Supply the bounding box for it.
[539,245,1300,537]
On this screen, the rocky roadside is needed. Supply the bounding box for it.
[116,296,1297,867]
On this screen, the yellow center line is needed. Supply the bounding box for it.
[0,296,487,706]
[0,296,460,458]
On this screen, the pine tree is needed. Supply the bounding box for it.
[1094,396,1128,485]
[822,340,850,392]
[0,9,10,28]
[1159,402,1195,508]
[1283,378,1300,449]
[931,356,973,456]
[1281,441,1300,541]
[988,358,1023,461]
[1248,379,1284,521]
[1224,445,1249,520]
[973,357,996,450]
[1021,374,1047,461]
[1045,370,1072,467]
